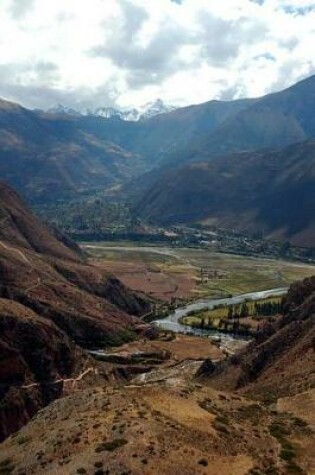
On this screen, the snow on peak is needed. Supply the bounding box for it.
[46,99,176,121]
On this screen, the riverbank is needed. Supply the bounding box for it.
[178,294,283,337]
[154,288,287,330]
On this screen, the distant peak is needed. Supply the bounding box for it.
[45,99,176,121]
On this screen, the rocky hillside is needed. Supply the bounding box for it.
[134,140,315,247]
[0,286,314,474]
[0,182,152,440]
[0,299,89,442]
[201,275,315,400]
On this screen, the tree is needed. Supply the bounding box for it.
[240,302,249,318]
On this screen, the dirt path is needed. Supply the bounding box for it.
[20,367,97,390]
[0,240,32,266]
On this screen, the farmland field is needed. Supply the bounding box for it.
[83,243,315,302]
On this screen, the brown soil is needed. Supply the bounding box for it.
[92,259,196,302]
[111,334,222,365]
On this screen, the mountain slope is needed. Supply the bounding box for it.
[2,75,315,205]
[0,182,151,440]
[0,182,151,341]
[201,275,315,400]
[164,74,315,164]
[0,99,145,203]
[0,298,89,442]
[134,141,315,247]
[0,95,256,202]
[1,277,314,475]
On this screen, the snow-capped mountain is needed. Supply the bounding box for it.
[137,99,176,120]
[46,99,176,121]
[46,104,82,116]
[93,106,140,121]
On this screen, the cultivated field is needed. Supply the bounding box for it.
[83,243,315,302]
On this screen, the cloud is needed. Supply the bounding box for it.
[9,0,34,18]
[0,0,315,109]
[91,3,194,88]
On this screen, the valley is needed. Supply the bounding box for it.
[2,74,315,248]
[83,242,315,303]
[0,68,315,474]
[1,273,315,474]
[33,197,315,264]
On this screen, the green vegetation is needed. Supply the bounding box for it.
[269,422,305,474]
[102,328,137,348]
[180,296,283,335]
[95,438,128,452]
[235,404,263,423]
[34,199,138,236]
[33,196,315,266]
[213,414,231,434]
[15,435,31,445]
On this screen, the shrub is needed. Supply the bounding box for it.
[0,458,15,475]
[95,439,128,452]
[16,435,31,445]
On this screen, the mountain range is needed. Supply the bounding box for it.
[1,73,315,473]
[1,75,315,245]
[47,98,176,122]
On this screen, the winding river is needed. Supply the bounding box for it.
[154,287,288,345]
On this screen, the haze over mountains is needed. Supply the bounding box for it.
[1,74,315,245]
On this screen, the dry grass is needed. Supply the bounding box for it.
[1,372,313,475]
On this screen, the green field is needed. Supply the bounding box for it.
[181,296,283,333]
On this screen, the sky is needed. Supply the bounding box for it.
[0,0,315,110]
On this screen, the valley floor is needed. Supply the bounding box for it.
[84,243,315,302]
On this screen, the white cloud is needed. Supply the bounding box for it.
[0,0,314,109]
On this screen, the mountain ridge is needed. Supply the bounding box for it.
[46,98,176,122]
[134,140,315,247]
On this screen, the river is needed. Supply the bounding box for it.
[154,287,288,346]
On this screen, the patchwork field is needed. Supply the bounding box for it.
[83,243,315,302]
